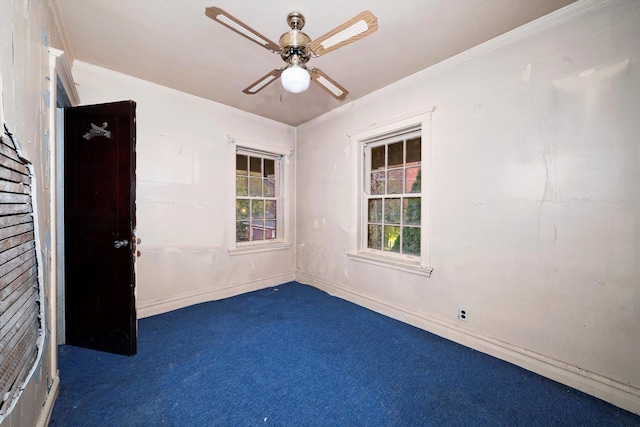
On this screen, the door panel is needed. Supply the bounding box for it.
[64,100,137,356]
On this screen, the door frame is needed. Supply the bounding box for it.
[49,48,80,354]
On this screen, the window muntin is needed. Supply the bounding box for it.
[235,152,279,243]
[366,134,421,257]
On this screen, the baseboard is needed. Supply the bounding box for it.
[36,374,59,427]
[137,271,296,318]
[296,271,640,416]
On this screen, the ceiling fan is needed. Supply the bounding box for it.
[205,6,378,100]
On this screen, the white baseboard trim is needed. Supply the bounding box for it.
[36,374,59,427]
[137,271,296,318]
[296,271,640,416]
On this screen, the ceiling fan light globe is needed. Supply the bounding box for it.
[281,65,310,93]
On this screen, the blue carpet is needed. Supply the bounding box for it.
[50,282,640,426]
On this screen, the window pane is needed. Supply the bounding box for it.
[264,159,275,178]
[235,151,280,246]
[368,198,382,223]
[368,224,382,250]
[236,199,249,220]
[236,221,250,242]
[236,176,248,196]
[249,177,262,197]
[371,171,385,195]
[363,135,422,257]
[402,227,421,255]
[387,169,403,194]
[383,225,401,252]
[236,154,248,175]
[384,198,401,224]
[252,220,264,240]
[388,142,403,167]
[403,197,421,225]
[251,199,264,219]
[265,200,276,219]
[249,156,262,177]
[371,145,385,170]
[265,220,276,240]
[406,138,421,165]
[405,167,421,193]
[263,178,275,197]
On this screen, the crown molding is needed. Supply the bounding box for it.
[298,0,612,131]
[48,0,75,62]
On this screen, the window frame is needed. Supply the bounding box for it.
[363,130,423,258]
[228,138,292,255]
[348,110,434,277]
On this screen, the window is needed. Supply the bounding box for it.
[348,109,434,276]
[366,133,422,256]
[229,138,291,255]
[235,151,279,243]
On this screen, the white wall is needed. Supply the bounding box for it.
[0,1,65,425]
[71,62,296,317]
[296,0,639,415]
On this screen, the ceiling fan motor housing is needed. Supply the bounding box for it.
[280,12,311,63]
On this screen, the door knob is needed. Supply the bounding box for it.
[114,239,129,248]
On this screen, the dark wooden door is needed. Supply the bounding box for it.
[64,100,137,356]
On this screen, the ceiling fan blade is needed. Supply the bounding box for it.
[243,69,284,95]
[309,10,378,57]
[205,6,281,53]
[310,68,348,100]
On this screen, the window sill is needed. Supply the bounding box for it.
[347,252,433,277]
[228,242,292,256]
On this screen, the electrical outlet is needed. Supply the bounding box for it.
[458,308,468,321]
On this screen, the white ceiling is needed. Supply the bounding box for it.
[55,0,576,126]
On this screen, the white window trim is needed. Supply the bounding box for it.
[347,108,435,277]
[227,136,293,255]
